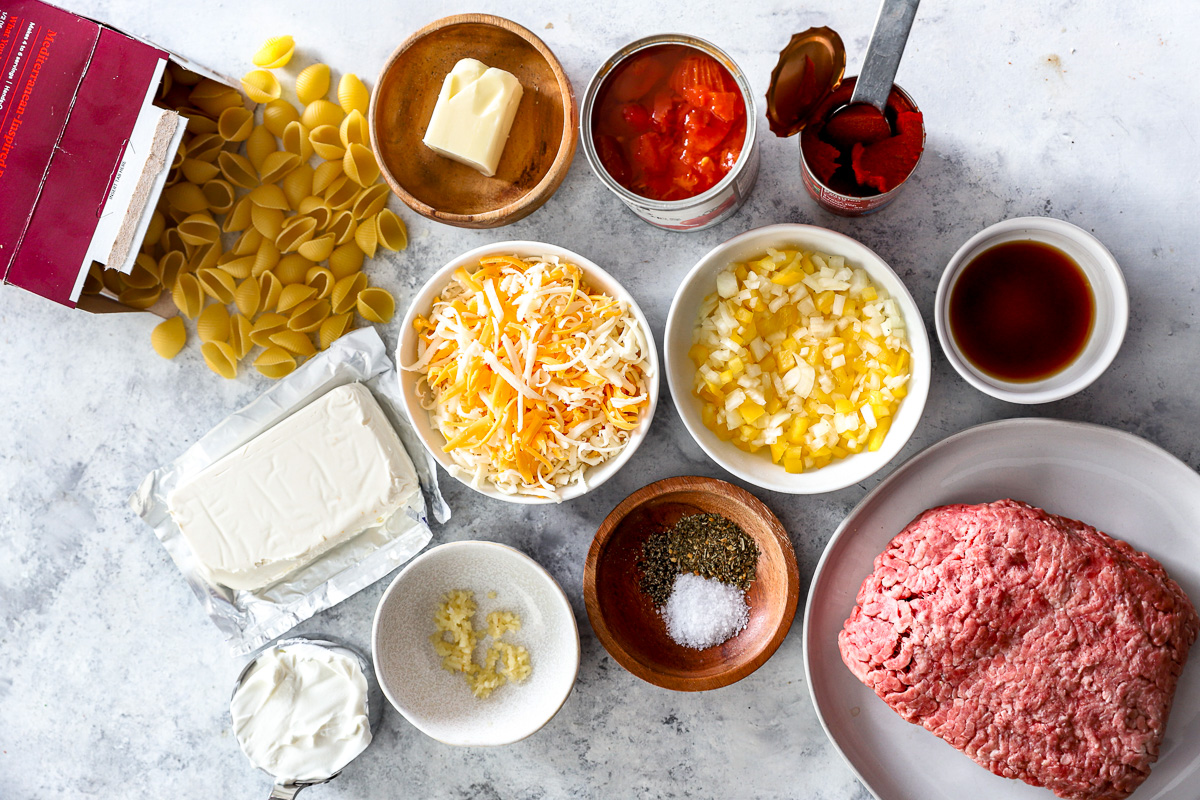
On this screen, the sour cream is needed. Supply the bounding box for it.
[231,643,372,782]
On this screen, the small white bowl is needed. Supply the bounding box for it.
[372,540,580,747]
[934,217,1128,404]
[664,223,932,495]
[396,241,660,504]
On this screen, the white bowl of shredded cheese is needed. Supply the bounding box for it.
[398,241,659,503]
[665,224,930,494]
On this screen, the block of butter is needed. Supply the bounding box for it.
[167,383,419,591]
[422,58,524,178]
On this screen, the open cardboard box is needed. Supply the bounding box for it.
[0,0,241,315]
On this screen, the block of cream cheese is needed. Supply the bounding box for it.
[168,383,418,591]
[422,58,524,177]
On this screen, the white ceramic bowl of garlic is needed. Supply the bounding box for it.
[664,223,931,494]
[372,540,581,746]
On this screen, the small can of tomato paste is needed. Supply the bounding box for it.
[581,34,760,232]
[798,82,925,217]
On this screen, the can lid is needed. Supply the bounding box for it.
[765,27,847,137]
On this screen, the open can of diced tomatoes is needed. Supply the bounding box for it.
[581,34,760,232]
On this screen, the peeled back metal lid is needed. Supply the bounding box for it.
[765,27,847,137]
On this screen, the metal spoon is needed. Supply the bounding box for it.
[848,0,921,114]
[230,637,384,799]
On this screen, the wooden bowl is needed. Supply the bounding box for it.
[583,476,800,691]
[370,14,578,229]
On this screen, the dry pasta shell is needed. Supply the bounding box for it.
[295,63,331,105]
[305,266,335,299]
[246,124,276,172]
[201,341,239,380]
[170,62,203,86]
[178,108,218,136]
[300,199,332,229]
[282,121,313,161]
[119,285,162,310]
[178,213,220,246]
[151,316,187,360]
[375,209,408,252]
[253,240,282,277]
[259,272,284,314]
[277,282,317,313]
[196,302,231,343]
[201,179,236,214]
[319,312,354,350]
[197,267,237,304]
[354,215,378,258]
[181,157,219,185]
[287,298,331,333]
[269,329,317,357]
[301,99,343,130]
[230,313,254,360]
[330,271,367,314]
[217,106,253,142]
[308,124,345,161]
[221,254,256,280]
[250,312,288,347]
[144,210,166,247]
[223,196,253,233]
[327,210,357,245]
[190,80,243,117]
[188,240,223,272]
[324,175,358,211]
[337,74,369,115]
[172,273,204,318]
[241,69,282,104]
[125,254,162,289]
[164,182,209,214]
[219,151,258,189]
[187,132,225,163]
[275,216,318,254]
[249,184,289,210]
[254,347,297,379]
[328,242,364,279]
[101,267,127,295]
[159,250,187,289]
[351,183,390,221]
[342,144,380,188]
[253,36,295,69]
[164,203,191,225]
[338,110,368,148]
[297,233,335,262]
[251,206,285,241]
[232,227,264,256]
[263,99,300,138]
[161,226,187,255]
[312,160,344,195]
[356,287,395,324]
[273,253,313,284]
[259,151,301,185]
[281,164,314,211]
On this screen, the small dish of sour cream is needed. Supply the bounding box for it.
[230,638,381,793]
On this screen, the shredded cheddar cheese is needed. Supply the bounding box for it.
[409,255,651,500]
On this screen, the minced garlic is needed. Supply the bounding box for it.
[431,589,531,699]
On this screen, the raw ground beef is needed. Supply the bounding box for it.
[839,499,1199,800]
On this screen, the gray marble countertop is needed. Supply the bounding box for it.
[3,1,1198,798]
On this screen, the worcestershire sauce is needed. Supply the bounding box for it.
[949,241,1094,382]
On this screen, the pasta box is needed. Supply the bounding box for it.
[0,0,238,314]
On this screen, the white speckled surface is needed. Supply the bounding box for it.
[2,2,1198,798]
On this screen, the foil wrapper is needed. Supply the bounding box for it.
[130,328,449,655]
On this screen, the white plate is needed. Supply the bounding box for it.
[803,418,1200,800]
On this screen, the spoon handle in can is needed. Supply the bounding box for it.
[850,0,921,112]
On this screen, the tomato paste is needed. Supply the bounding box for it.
[800,77,924,196]
[591,44,747,202]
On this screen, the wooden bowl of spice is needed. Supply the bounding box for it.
[583,476,800,691]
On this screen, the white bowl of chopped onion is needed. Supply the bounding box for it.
[665,224,930,494]
[397,241,659,503]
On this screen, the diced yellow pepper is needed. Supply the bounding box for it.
[816,291,835,313]
[787,417,809,444]
[688,344,710,366]
[770,440,787,464]
[834,398,854,414]
[739,400,766,424]
[868,417,892,451]
[728,356,745,375]
[783,445,805,474]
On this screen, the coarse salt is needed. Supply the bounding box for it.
[661,573,750,650]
